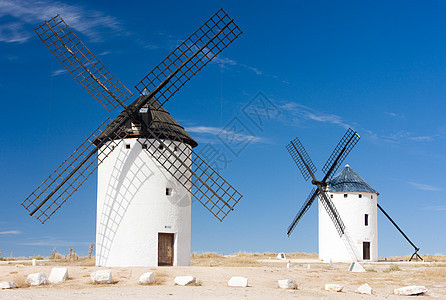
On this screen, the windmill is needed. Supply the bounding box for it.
[286,129,423,262]
[21,9,243,267]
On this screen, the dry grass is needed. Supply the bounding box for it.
[381,254,446,262]
[12,275,29,288]
[422,268,446,280]
[153,271,168,285]
[383,264,401,273]
[191,252,259,267]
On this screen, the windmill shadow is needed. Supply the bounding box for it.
[96,140,154,266]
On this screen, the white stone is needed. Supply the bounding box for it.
[276,252,286,260]
[394,285,428,296]
[278,279,296,289]
[32,259,36,266]
[228,277,248,287]
[139,272,156,285]
[356,283,373,295]
[349,262,366,272]
[26,272,49,286]
[15,264,24,267]
[91,270,112,284]
[286,262,290,269]
[96,139,192,267]
[0,281,17,289]
[174,276,195,286]
[48,267,68,283]
[325,283,343,292]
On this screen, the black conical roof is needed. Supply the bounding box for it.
[95,96,197,148]
[328,165,378,194]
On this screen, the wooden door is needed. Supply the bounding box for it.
[363,242,370,260]
[158,233,174,266]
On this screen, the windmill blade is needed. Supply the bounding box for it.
[318,189,346,237]
[322,128,360,181]
[134,8,242,107]
[21,117,129,223]
[287,188,318,236]
[286,138,317,181]
[35,15,133,112]
[138,119,242,222]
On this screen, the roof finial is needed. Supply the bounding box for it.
[345,164,350,167]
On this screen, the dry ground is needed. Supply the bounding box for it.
[0,253,445,299]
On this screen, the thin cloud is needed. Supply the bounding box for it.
[279,101,351,129]
[186,125,263,144]
[408,182,442,191]
[0,0,125,43]
[51,69,67,76]
[212,56,263,76]
[20,237,89,247]
[383,131,436,143]
[0,230,21,235]
[424,206,446,211]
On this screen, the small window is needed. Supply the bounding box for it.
[344,194,348,198]
[359,194,362,198]
[371,195,373,199]
[365,214,369,226]
[166,188,172,196]
[125,144,131,149]
[142,143,148,149]
[330,194,333,198]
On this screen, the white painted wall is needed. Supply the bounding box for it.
[318,191,378,262]
[96,138,191,267]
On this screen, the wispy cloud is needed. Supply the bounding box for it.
[186,125,264,144]
[212,56,263,76]
[20,236,89,247]
[424,206,446,211]
[0,0,125,43]
[278,101,351,129]
[51,69,67,76]
[408,182,442,191]
[383,131,436,143]
[0,230,20,235]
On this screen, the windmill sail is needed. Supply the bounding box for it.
[34,15,133,111]
[135,8,242,106]
[286,138,317,181]
[21,118,129,223]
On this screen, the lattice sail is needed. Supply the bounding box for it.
[138,113,242,221]
[322,128,360,180]
[21,118,128,223]
[34,15,133,112]
[318,190,346,237]
[286,138,317,181]
[135,8,242,106]
[287,188,318,236]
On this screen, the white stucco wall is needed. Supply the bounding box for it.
[318,191,378,262]
[96,138,191,267]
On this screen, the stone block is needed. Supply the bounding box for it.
[26,272,49,286]
[91,270,112,284]
[48,267,68,283]
[356,283,373,295]
[0,281,17,289]
[139,272,156,285]
[394,286,428,296]
[278,279,296,289]
[349,262,366,272]
[324,283,343,292]
[228,277,248,287]
[174,276,196,286]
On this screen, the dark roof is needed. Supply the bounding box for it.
[328,165,378,194]
[96,96,198,148]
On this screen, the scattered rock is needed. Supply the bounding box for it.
[174,276,196,286]
[276,252,286,260]
[394,285,428,296]
[356,283,373,295]
[228,277,248,287]
[26,272,49,286]
[278,279,296,289]
[139,272,156,285]
[324,283,343,292]
[0,281,17,289]
[349,262,366,273]
[91,270,112,284]
[48,267,68,283]
[15,264,24,267]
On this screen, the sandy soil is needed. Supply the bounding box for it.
[0,259,445,299]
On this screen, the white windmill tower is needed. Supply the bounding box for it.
[319,164,378,262]
[22,10,243,267]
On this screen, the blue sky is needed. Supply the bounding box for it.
[1,0,445,257]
